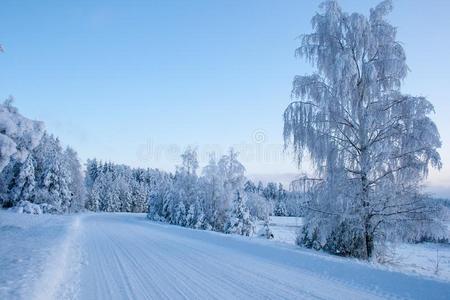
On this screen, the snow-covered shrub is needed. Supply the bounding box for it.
[323,219,365,257]
[258,216,274,239]
[297,225,322,251]
[39,203,59,214]
[9,200,42,214]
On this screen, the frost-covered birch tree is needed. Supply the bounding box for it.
[284,0,441,258]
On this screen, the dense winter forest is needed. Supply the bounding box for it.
[0,100,83,213]
[1,0,449,263]
[0,100,298,236]
[85,148,297,235]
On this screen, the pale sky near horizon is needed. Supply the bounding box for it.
[1,0,449,196]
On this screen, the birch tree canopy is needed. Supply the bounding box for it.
[284,0,442,259]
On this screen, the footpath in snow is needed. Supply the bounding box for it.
[1,212,450,299]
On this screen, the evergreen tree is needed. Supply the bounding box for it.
[10,155,36,204]
[226,191,254,236]
[33,134,72,212]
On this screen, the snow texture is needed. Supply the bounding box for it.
[1,211,449,299]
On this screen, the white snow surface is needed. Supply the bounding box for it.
[1,211,450,300]
[257,216,450,282]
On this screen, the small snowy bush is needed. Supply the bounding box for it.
[258,217,274,239]
[9,200,42,214]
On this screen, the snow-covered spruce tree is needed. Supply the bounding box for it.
[263,182,277,204]
[226,191,254,236]
[33,134,72,213]
[193,199,206,229]
[85,159,99,191]
[274,198,287,217]
[8,154,36,205]
[0,99,43,208]
[87,180,100,212]
[185,202,196,227]
[284,0,441,259]
[118,177,132,212]
[174,201,186,226]
[131,181,147,213]
[274,184,288,216]
[147,173,172,220]
[244,180,257,193]
[0,98,44,174]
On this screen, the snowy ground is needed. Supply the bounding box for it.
[0,211,82,299]
[256,216,303,244]
[257,216,450,282]
[1,212,450,300]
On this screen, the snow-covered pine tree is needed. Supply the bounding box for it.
[174,201,186,226]
[85,159,99,192]
[274,198,287,217]
[226,191,254,236]
[274,184,288,216]
[193,199,206,229]
[33,134,72,212]
[257,181,264,195]
[131,181,147,213]
[0,98,44,173]
[244,180,257,193]
[9,154,36,204]
[186,203,196,228]
[148,173,172,220]
[284,0,442,259]
[118,177,132,212]
[263,182,277,203]
[87,180,101,212]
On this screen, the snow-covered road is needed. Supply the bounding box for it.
[77,214,449,300]
[2,212,450,299]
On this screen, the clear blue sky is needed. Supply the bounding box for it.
[1,0,449,195]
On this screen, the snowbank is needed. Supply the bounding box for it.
[7,200,59,215]
[0,211,80,299]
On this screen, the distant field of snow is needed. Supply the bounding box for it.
[257,216,450,282]
[384,242,450,281]
[256,216,303,245]
[1,211,450,299]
